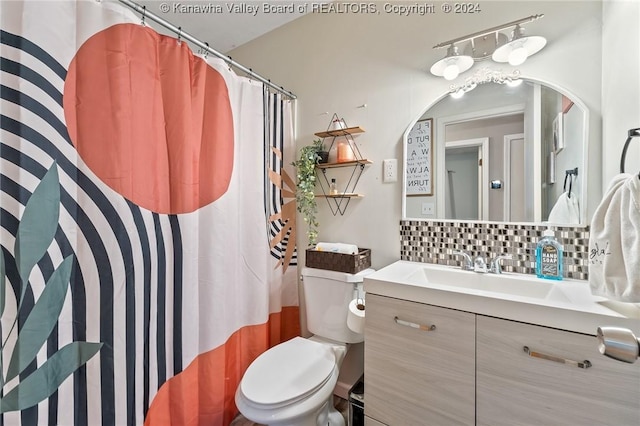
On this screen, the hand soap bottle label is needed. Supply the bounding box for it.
[540,245,558,276]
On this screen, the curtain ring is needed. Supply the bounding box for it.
[204,42,209,59]
[249,68,253,82]
[227,56,232,71]
[177,27,182,44]
[141,5,146,26]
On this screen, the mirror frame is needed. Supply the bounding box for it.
[401,74,590,227]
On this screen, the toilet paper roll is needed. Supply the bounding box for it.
[347,298,366,334]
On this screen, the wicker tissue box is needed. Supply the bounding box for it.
[305,248,371,274]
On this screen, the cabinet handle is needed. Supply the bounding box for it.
[394,316,436,331]
[523,346,592,369]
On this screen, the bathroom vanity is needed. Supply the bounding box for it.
[363,261,640,426]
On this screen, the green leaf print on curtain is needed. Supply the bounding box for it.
[0,162,103,412]
[13,161,61,304]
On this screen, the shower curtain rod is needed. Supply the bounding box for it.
[117,0,297,99]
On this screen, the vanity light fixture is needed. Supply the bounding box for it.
[430,14,545,80]
[429,44,474,81]
[492,24,547,66]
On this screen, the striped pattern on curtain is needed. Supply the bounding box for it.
[1,1,299,425]
[1,24,191,424]
[265,89,297,272]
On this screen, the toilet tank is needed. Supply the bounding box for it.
[301,267,374,344]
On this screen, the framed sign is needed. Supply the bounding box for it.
[405,118,433,196]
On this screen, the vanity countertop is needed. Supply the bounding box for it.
[364,260,640,336]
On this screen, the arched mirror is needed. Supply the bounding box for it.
[403,77,588,225]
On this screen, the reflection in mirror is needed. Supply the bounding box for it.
[403,78,588,225]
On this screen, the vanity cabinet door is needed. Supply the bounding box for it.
[364,294,476,425]
[476,315,640,426]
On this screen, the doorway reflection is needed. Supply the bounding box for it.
[445,147,479,220]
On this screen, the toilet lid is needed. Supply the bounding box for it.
[240,337,335,406]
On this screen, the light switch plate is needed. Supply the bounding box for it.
[383,159,397,183]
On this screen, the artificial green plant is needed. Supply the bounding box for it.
[291,139,326,246]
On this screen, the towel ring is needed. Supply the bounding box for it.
[619,128,640,179]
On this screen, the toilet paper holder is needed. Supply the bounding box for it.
[347,297,366,335]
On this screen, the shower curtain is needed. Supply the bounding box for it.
[0,1,299,424]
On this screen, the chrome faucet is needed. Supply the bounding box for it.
[473,256,488,273]
[452,250,474,271]
[488,254,513,274]
[453,250,512,274]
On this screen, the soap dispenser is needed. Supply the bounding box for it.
[535,228,563,280]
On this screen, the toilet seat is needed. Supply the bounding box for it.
[240,337,336,408]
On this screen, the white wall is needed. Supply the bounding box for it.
[230,0,605,270]
[602,0,640,183]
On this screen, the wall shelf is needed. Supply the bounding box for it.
[316,159,372,169]
[316,193,364,198]
[315,115,370,216]
[314,126,365,138]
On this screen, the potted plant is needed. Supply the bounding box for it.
[292,139,326,246]
[313,138,329,164]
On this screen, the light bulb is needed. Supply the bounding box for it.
[443,63,460,80]
[508,46,528,66]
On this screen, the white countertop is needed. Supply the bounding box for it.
[364,260,640,336]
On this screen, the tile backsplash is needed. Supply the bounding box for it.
[400,220,590,280]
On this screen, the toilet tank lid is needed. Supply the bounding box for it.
[301,267,375,283]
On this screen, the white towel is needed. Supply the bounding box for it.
[548,191,580,224]
[589,173,640,302]
[315,242,358,255]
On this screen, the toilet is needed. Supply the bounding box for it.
[235,267,373,426]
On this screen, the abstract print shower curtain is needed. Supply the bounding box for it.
[0,1,299,424]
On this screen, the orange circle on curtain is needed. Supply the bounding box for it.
[63,23,234,214]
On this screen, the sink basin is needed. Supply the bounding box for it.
[405,264,570,302]
[364,260,639,336]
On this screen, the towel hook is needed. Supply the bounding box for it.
[564,167,578,198]
[619,128,640,179]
